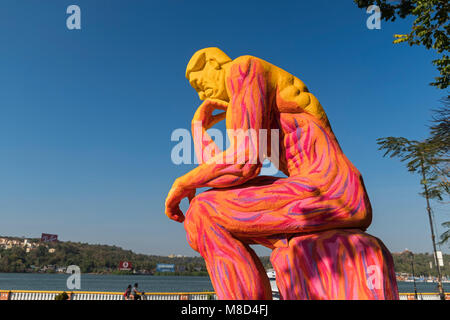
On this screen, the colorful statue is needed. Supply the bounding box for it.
[165,48,399,300]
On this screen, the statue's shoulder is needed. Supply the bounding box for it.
[229,55,268,77]
[233,55,268,66]
[232,56,293,79]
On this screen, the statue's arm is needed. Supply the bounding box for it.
[191,99,228,164]
[178,57,268,189]
[165,58,269,222]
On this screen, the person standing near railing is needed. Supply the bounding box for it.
[131,283,142,300]
[123,284,132,300]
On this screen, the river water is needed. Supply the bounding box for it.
[0,273,214,292]
[0,273,449,294]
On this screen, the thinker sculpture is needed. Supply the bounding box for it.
[165,47,399,300]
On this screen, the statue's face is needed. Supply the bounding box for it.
[189,60,228,101]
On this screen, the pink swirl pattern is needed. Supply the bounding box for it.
[183,58,398,299]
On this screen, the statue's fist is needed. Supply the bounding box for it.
[164,179,196,223]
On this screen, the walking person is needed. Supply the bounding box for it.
[123,284,132,300]
[131,283,142,300]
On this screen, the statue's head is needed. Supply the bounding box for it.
[186,47,232,101]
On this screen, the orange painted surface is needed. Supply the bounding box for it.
[166,48,397,300]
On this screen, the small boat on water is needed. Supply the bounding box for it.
[266,270,276,281]
[266,269,280,300]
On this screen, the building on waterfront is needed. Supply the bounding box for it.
[168,254,187,258]
[156,264,175,272]
[56,267,66,273]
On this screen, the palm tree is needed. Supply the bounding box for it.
[428,97,450,248]
[378,130,448,299]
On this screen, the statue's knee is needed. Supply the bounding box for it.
[184,196,204,226]
[184,195,210,252]
[184,201,199,252]
[184,220,199,252]
[185,231,199,252]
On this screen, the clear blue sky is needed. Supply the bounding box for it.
[0,0,447,256]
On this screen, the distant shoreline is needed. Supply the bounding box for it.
[0,271,210,277]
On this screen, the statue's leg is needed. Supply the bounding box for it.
[184,194,272,299]
[184,175,371,300]
[270,229,399,300]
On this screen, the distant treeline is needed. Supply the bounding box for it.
[390,251,450,277]
[0,237,448,276]
[0,238,208,274]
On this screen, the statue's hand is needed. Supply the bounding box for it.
[192,99,228,130]
[165,179,196,223]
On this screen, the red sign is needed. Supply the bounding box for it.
[41,233,58,242]
[119,261,132,270]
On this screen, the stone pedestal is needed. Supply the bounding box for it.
[270,229,399,300]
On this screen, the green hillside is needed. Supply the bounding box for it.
[0,236,207,275]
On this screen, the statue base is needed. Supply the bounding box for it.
[270,229,399,300]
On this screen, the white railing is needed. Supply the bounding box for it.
[0,290,217,300]
[2,290,448,300]
[399,293,448,300]
[9,291,59,300]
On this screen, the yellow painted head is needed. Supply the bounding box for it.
[186,47,232,101]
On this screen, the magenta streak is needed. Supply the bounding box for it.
[309,152,325,174]
[303,125,312,159]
